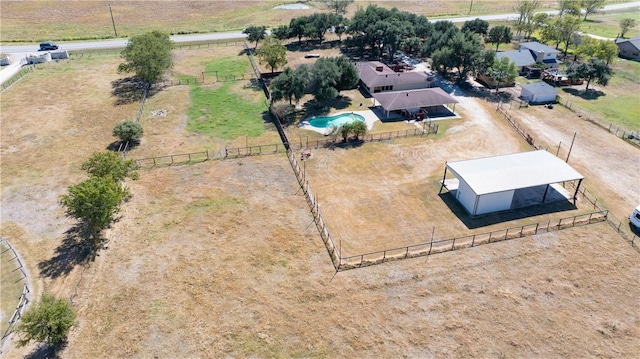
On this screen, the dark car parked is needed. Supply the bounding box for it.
[39,42,59,51]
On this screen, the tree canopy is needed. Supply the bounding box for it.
[269,67,305,104]
[619,18,637,38]
[576,36,618,65]
[581,0,605,21]
[487,57,518,92]
[321,0,354,15]
[486,25,513,51]
[113,120,143,144]
[81,152,139,182]
[16,294,76,349]
[118,30,174,85]
[256,36,288,73]
[514,0,541,39]
[462,18,489,36]
[243,25,267,48]
[431,31,484,81]
[567,57,612,90]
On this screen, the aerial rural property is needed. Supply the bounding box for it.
[1,0,639,357]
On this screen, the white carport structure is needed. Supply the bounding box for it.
[440,150,584,216]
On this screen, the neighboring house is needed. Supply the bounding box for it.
[615,35,640,61]
[520,81,558,104]
[495,50,536,75]
[357,61,432,95]
[519,41,561,69]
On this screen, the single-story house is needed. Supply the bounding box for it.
[519,41,561,69]
[615,35,640,61]
[496,50,536,75]
[357,61,432,94]
[372,88,458,119]
[520,81,558,104]
[440,150,583,216]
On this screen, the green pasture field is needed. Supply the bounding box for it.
[558,59,640,130]
[581,10,640,39]
[183,57,268,139]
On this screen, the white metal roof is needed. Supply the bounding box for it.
[446,150,583,195]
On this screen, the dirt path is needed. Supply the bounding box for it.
[504,103,640,221]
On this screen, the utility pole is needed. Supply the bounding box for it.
[109,4,118,37]
[566,132,577,163]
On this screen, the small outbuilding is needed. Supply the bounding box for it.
[520,81,557,104]
[440,150,583,216]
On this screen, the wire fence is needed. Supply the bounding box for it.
[556,96,640,147]
[0,64,33,93]
[68,39,245,59]
[0,238,30,346]
[338,210,609,270]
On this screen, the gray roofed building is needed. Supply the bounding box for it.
[615,35,640,61]
[496,50,536,68]
[519,41,561,69]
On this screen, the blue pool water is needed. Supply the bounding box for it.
[308,113,365,129]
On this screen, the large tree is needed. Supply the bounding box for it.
[60,177,130,239]
[16,294,76,349]
[556,15,582,56]
[486,25,513,51]
[487,57,518,92]
[309,57,340,101]
[272,25,291,41]
[289,17,309,43]
[330,56,359,91]
[321,0,354,15]
[619,18,637,38]
[514,0,541,39]
[567,58,612,90]
[581,0,605,21]
[118,30,174,85]
[576,37,618,65]
[243,25,267,48]
[81,152,139,182]
[269,67,305,104]
[256,36,287,73]
[432,31,484,82]
[113,120,143,144]
[558,0,581,17]
[462,18,489,36]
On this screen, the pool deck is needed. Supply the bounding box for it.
[298,110,380,135]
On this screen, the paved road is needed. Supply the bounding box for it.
[1,1,637,54]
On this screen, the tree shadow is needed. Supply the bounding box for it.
[106,139,140,152]
[38,225,101,279]
[562,87,606,100]
[111,77,148,105]
[24,341,66,359]
[302,95,352,117]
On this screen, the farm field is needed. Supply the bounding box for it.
[0,0,567,43]
[1,35,640,359]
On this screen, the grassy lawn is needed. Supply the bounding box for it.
[558,59,640,130]
[582,10,640,39]
[183,57,268,140]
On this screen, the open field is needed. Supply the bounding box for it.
[0,0,569,43]
[581,9,640,39]
[1,40,640,358]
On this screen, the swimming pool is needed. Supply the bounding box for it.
[308,113,365,129]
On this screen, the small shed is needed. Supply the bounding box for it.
[440,150,583,216]
[520,81,557,104]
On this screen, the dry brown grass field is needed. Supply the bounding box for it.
[0,0,562,42]
[1,41,639,357]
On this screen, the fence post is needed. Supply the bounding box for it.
[451,238,456,250]
[471,234,476,247]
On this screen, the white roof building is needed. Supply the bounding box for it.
[441,150,584,215]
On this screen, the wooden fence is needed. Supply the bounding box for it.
[134,143,286,167]
[0,238,30,344]
[338,210,609,270]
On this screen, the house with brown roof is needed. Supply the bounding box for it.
[372,88,459,119]
[357,61,432,95]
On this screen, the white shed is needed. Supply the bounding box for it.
[440,151,583,216]
[520,81,557,104]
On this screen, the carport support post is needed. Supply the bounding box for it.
[541,184,550,203]
[573,178,583,205]
[439,164,448,194]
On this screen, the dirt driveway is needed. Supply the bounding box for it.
[502,101,640,221]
